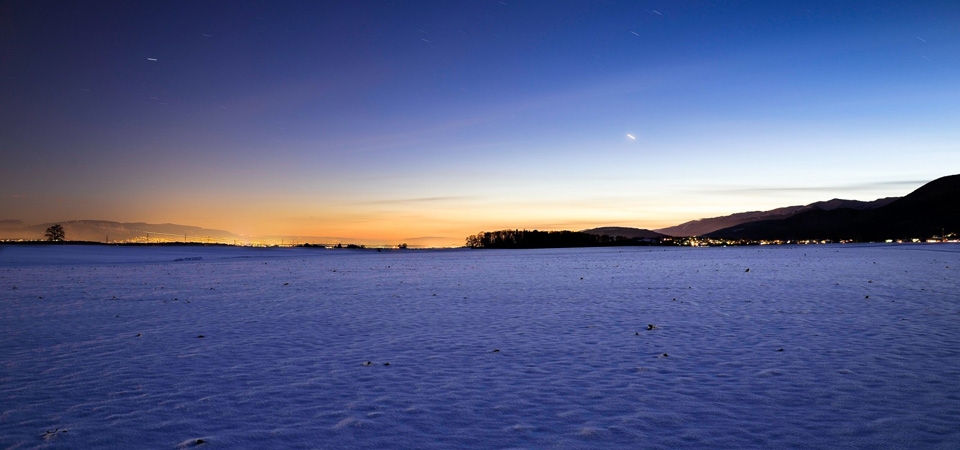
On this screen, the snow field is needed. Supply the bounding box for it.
[1,244,959,449]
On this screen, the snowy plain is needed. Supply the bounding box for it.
[1,243,959,449]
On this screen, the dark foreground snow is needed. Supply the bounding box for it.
[1,244,959,449]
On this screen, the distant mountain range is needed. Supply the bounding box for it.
[703,174,959,241]
[4,174,957,246]
[0,220,243,243]
[581,174,957,242]
[0,219,446,247]
[654,198,899,237]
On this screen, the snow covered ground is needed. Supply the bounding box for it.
[1,244,959,449]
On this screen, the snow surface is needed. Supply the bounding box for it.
[1,244,959,449]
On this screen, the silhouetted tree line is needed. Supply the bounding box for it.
[465,229,661,249]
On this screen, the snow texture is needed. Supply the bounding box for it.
[1,244,959,449]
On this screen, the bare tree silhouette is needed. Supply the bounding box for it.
[44,224,65,242]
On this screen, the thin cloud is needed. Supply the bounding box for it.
[357,196,473,206]
[711,179,927,195]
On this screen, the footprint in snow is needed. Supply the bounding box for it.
[40,428,67,441]
[177,437,207,448]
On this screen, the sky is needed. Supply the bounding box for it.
[2,1,958,246]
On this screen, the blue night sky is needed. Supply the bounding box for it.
[2,1,958,245]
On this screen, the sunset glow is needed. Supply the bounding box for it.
[2,1,958,246]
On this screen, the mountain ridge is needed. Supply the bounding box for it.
[580,227,666,239]
[705,174,959,241]
[655,197,898,237]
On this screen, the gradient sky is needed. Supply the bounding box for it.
[2,1,958,245]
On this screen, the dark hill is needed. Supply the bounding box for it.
[867,174,960,239]
[706,174,960,241]
[655,206,805,237]
[581,227,666,239]
[805,197,898,212]
[656,198,896,237]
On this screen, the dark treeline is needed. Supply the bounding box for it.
[465,229,662,249]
